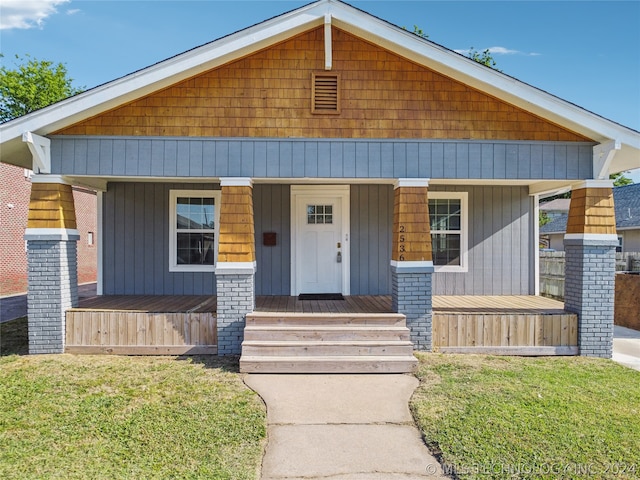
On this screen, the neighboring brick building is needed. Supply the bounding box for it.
[0,162,97,296]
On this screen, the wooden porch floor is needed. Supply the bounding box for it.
[67,295,575,356]
[73,294,566,315]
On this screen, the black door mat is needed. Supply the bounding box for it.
[298,293,345,301]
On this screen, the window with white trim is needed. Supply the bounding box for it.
[169,190,220,272]
[428,192,468,272]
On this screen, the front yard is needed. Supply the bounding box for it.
[411,353,640,479]
[2,317,639,479]
[0,318,266,480]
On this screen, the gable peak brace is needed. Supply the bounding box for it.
[593,139,621,180]
[324,14,332,70]
[22,132,51,174]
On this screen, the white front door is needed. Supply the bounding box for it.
[291,186,350,295]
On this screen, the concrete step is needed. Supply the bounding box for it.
[246,312,406,327]
[243,325,411,342]
[241,340,414,356]
[239,355,418,374]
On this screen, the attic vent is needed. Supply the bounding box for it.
[312,72,340,114]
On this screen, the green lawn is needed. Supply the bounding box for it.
[411,353,640,480]
[0,319,266,480]
[5,317,640,479]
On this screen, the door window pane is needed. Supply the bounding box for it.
[307,204,333,224]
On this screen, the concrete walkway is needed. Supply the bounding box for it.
[245,374,445,480]
[613,325,640,372]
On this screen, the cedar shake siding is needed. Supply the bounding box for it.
[54,28,590,142]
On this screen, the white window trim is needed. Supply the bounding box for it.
[429,191,468,273]
[169,189,221,273]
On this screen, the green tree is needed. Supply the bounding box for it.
[403,26,498,70]
[611,172,633,186]
[539,211,551,226]
[0,54,83,123]
[466,47,499,70]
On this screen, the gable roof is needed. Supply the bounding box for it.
[540,183,640,234]
[539,198,571,213]
[1,0,639,171]
[614,183,640,230]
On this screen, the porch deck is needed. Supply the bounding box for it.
[65,295,577,355]
[71,294,566,315]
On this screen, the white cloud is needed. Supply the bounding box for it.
[0,0,70,30]
[455,46,541,57]
[66,8,80,16]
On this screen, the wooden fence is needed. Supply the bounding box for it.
[540,252,640,300]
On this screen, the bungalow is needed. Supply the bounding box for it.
[1,0,638,369]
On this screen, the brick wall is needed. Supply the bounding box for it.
[0,163,30,296]
[73,187,98,285]
[391,267,433,350]
[564,240,617,358]
[216,272,255,355]
[26,237,79,354]
[0,163,97,296]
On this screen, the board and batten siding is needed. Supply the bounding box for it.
[350,184,393,295]
[253,184,291,295]
[103,182,532,296]
[51,137,594,181]
[103,183,392,296]
[430,185,533,295]
[102,182,219,295]
[254,184,392,295]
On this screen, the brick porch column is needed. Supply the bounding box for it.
[390,179,433,350]
[563,180,618,358]
[23,176,79,354]
[215,178,256,355]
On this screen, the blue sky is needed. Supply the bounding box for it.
[2,0,639,179]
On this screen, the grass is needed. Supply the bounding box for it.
[411,353,640,480]
[0,319,266,480]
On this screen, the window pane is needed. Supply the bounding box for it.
[176,196,216,230]
[431,233,461,266]
[448,214,461,230]
[307,204,333,225]
[174,194,216,266]
[429,199,461,232]
[176,232,215,265]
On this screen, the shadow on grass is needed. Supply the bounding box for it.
[0,316,28,356]
[176,354,241,373]
[0,316,242,374]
